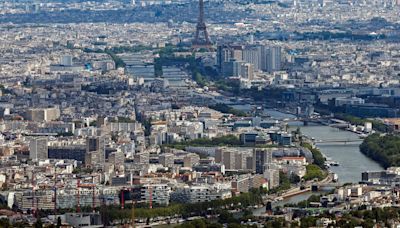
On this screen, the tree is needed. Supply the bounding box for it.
[289,173,301,184]
[176,219,222,228]
[166,135,242,149]
[300,216,316,228]
[0,218,11,228]
[302,142,325,168]
[265,218,285,228]
[1,182,8,191]
[89,120,97,127]
[304,164,326,181]
[56,217,62,228]
[142,118,152,137]
[34,218,43,228]
[209,103,247,117]
[360,219,374,228]
[336,215,360,228]
[227,223,242,228]
[360,133,400,168]
[218,211,237,224]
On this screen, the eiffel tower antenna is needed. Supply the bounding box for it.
[192,0,213,51]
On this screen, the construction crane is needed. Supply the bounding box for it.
[77,177,97,212]
[76,179,80,213]
[92,176,96,211]
[31,171,37,217]
[131,200,135,228]
[52,168,65,225]
[53,168,57,215]
[149,186,153,209]
[120,187,135,228]
[121,188,125,209]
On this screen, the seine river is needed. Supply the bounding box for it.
[293,124,383,183]
[261,108,384,184]
[252,122,384,215]
[232,104,383,214]
[230,105,383,183]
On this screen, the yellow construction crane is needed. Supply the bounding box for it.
[131,200,135,228]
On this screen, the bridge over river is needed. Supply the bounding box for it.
[281,115,351,127]
[314,138,364,145]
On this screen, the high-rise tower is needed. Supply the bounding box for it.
[192,0,213,50]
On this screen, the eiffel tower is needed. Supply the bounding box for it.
[192,0,213,50]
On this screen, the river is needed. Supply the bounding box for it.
[231,106,383,212]
[261,107,384,183]
[229,107,384,183]
[293,124,383,184]
[252,191,322,216]
[252,122,383,215]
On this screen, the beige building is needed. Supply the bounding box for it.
[25,107,60,122]
[183,153,200,167]
[29,137,48,160]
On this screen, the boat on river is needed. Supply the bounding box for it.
[326,157,339,167]
[332,173,338,182]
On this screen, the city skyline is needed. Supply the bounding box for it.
[0,0,399,227]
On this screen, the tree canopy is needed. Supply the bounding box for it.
[360,133,400,168]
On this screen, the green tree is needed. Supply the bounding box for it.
[227,223,242,228]
[301,142,325,168]
[300,216,316,228]
[265,218,285,228]
[0,218,11,228]
[360,133,400,168]
[166,135,242,149]
[209,103,248,117]
[56,217,62,228]
[218,211,238,224]
[304,164,326,181]
[289,173,301,184]
[34,218,43,228]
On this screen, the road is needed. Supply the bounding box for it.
[265,173,334,201]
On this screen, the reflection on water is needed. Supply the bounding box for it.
[252,191,324,216]
[264,109,296,120]
[294,125,383,184]
[231,105,382,183]
[231,105,383,212]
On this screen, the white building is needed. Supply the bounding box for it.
[141,184,171,206]
[335,97,365,106]
[29,137,48,160]
[171,184,232,203]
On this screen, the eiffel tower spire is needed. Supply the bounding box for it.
[192,0,213,50]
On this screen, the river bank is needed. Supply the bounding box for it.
[228,105,384,211]
[293,124,383,184]
[260,107,383,183]
[360,134,400,169]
